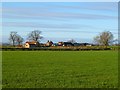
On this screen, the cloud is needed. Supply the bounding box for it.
[3,22,118,35]
[2,2,118,12]
[2,21,99,30]
[51,2,118,11]
[2,8,117,20]
[2,2,117,21]
[2,22,82,29]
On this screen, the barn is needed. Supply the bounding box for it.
[24,41,39,48]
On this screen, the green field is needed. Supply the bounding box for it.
[2,51,118,88]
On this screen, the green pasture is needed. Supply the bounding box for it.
[2,51,118,88]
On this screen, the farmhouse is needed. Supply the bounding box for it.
[45,40,53,47]
[58,42,64,46]
[24,41,39,48]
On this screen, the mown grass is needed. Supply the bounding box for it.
[0,51,2,89]
[2,51,118,88]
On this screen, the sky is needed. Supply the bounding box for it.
[1,2,118,43]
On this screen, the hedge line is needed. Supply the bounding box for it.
[1,47,113,51]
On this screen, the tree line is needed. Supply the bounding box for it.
[9,30,42,46]
[9,30,116,47]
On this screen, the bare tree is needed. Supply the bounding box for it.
[9,31,17,46]
[27,30,43,42]
[94,31,113,46]
[16,35,24,45]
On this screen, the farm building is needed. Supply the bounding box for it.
[58,42,64,46]
[57,42,93,47]
[45,40,53,47]
[58,42,74,46]
[24,41,39,48]
[79,43,93,46]
[63,42,74,46]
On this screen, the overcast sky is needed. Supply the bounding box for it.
[1,2,118,43]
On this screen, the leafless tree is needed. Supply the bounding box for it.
[16,35,24,45]
[94,31,113,46]
[9,31,17,46]
[27,30,43,42]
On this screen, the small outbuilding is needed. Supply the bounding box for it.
[24,41,39,48]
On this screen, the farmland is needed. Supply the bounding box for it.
[2,51,118,88]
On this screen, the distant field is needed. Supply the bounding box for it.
[2,51,118,88]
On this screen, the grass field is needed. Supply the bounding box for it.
[2,51,118,88]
